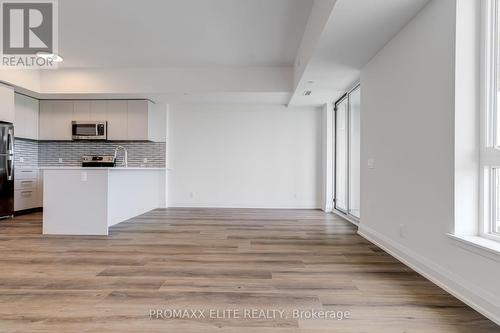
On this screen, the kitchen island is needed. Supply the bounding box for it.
[41,167,166,235]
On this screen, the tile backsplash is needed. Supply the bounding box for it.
[15,139,166,168]
[14,139,38,167]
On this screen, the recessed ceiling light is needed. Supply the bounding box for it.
[36,52,64,62]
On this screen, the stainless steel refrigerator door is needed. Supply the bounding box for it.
[0,123,14,155]
[0,154,13,217]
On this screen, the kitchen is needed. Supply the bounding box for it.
[1,83,167,235]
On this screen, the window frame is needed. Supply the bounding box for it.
[333,93,349,214]
[333,83,361,222]
[480,0,500,242]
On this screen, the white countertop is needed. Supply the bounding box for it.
[16,165,40,169]
[39,166,166,171]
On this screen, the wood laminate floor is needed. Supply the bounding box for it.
[0,209,497,332]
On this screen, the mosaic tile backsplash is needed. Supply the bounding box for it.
[14,139,38,167]
[15,139,166,168]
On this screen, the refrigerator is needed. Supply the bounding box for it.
[0,122,14,218]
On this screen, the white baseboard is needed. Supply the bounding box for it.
[167,203,321,209]
[358,224,500,326]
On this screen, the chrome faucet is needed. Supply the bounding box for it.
[114,145,128,168]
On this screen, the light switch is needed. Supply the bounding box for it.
[58,158,63,163]
[19,157,24,163]
[367,158,375,169]
[81,171,88,182]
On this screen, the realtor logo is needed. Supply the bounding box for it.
[1,0,58,68]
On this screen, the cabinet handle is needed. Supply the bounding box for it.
[21,191,33,194]
[21,181,33,183]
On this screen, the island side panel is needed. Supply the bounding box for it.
[43,169,109,235]
[107,169,165,227]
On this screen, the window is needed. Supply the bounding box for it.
[482,0,500,240]
[335,97,348,212]
[349,86,361,219]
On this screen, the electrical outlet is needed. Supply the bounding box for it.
[399,224,405,238]
[19,157,24,163]
[189,192,194,199]
[367,158,375,169]
[143,158,148,164]
[58,158,63,163]
[81,171,88,182]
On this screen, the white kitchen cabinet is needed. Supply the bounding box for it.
[120,100,166,142]
[73,101,91,121]
[148,102,167,142]
[39,100,74,140]
[25,96,39,140]
[127,100,149,140]
[106,100,128,140]
[14,168,42,211]
[14,93,39,140]
[127,100,165,142]
[14,190,38,211]
[90,100,107,121]
[38,99,165,141]
[14,94,27,138]
[0,84,15,123]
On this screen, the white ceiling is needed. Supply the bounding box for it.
[3,0,432,105]
[58,0,313,68]
[289,0,431,106]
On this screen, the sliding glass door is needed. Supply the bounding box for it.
[348,87,361,218]
[334,85,361,220]
[335,96,348,213]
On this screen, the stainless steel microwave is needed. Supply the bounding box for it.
[72,121,107,140]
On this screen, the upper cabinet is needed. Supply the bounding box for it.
[0,84,15,124]
[72,101,91,121]
[127,100,149,141]
[39,101,74,140]
[14,93,39,140]
[89,101,107,121]
[39,99,165,142]
[106,100,128,140]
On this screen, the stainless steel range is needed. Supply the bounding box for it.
[81,155,115,167]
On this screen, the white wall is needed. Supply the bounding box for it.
[167,104,323,208]
[39,67,291,94]
[0,70,40,93]
[359,0,500,323]
[321,103,334,212]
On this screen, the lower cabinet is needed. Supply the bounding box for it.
[14,168,43,211]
